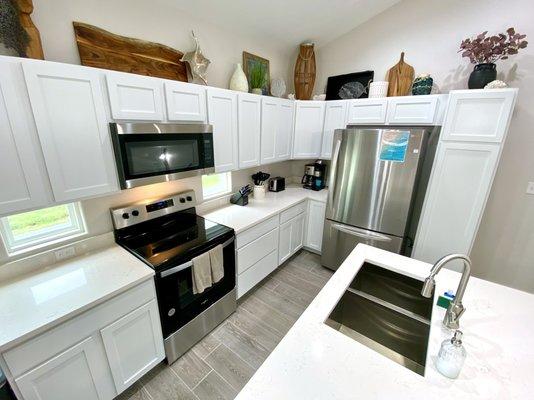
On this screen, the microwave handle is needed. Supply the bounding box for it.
[159,237,234,278]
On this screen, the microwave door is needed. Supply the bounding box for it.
[326,128,425,237]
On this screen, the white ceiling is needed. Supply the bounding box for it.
[157,0,400,50]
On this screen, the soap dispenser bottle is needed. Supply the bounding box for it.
[436,330,466,379]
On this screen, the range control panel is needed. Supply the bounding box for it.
[111,190,196,230]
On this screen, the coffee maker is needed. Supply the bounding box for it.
[302,160,327,191]
[312,160,327,191]
[302,163,315,189]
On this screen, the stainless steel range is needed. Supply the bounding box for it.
[111,191,236,364]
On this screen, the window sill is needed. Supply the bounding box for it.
[6,230,88,259]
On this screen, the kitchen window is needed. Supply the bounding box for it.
[202,172,232,200]
[0,202,86,255]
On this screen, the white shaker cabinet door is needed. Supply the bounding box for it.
[291,213,305,254]
[292,101,325,159]
[101,300,164,394]
[346,98,388,124]
[276,99,294,161]
[16,337,107,400]
[0,59,50,216]
[413,141,500,266]
[305,200,326,253]
[165,81,207,122]
[260,97,278,165]
[321,100,347,159]
[238,93,261,169]
[278,219,292,265]
[106,72,165,121]
[207,88,238,172]
[441,89,517,143]
[23,61,119,202]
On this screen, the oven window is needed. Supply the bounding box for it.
[125,140,200,176]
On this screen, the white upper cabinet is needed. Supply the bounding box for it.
[321,100,347,159]
[23,61,119,202]
[386,95,440,125]
[346,98,387,124]
[260,98,294,165]
[207,88,238,172]
[106,72,165,121]
[238,93,262,169]
[293,101,325,159]
[276,99,294,161]
[441,89,517,143]
[164,81,207,122]
[0,58,51,216]
[260,97,278,165]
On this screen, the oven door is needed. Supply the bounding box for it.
[110,123,215,189]
[155,235,236,339]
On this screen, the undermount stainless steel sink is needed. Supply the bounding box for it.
[325,263,434,376]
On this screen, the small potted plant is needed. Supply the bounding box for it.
[459,27,528,89]
[249,64,267,95]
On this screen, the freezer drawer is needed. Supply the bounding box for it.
[321,219,403,271]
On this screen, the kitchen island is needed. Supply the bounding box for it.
[236,244,534,400]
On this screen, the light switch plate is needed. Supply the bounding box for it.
[527,182,534,195]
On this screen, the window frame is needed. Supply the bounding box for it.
[201,172,233,200]
[0,202,87,255]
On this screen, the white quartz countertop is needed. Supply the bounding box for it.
[201,187,327,233]
[0,245,154,352]
[236,244,534,400]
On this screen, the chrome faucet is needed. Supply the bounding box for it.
[421,254,472,329]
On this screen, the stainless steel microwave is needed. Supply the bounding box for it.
[110,122,215,189]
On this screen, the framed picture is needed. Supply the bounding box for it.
[243,51,270,95]
[325,71,374,100]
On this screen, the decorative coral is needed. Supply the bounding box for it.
[0,0,29,56]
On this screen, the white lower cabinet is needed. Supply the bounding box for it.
[101,299,164,393]
[3,280,163,400]
[278,211,305,265]
[304,200,326,253]
[16,336,107,400]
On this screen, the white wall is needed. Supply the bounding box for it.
[315,0,534,292]
[32,0,294,91]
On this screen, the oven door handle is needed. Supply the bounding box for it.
[159,237,234,278]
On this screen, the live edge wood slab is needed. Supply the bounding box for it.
[73,22,188,82]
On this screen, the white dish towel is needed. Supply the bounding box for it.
[192,251,212,294]
[210,244,224,283]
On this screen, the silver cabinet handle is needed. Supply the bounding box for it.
[332,223,392,242]
[159,237,234,278]
[328,137,342,208]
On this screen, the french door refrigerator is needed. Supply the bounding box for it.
[321,126,439,271]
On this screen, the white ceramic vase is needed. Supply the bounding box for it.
[229,63,249,92]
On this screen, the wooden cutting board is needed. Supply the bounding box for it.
[386,52,414,96]
[73,22,188,82]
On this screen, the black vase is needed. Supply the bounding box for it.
[468,63,497,89]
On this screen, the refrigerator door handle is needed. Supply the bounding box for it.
[328,136,342,210]
[331,223,393,242]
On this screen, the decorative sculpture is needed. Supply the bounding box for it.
[181,31,210,85]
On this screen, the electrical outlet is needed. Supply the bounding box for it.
[55,246,76,261]
[527,182,534,195]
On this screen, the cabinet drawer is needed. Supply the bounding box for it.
[386,96,438,125]
[4,279,156,377]
[236,215,278,249]
[237,250,278,299]
[347,99,388,124]
[237,228,278,274]
[279,202,306,224]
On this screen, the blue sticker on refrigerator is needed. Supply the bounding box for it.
[379,130,410,162]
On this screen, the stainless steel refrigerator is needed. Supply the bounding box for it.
[321,126,439,271]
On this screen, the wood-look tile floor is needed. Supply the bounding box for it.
[116,250,333,400]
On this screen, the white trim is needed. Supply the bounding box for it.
[0,202,87,255]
